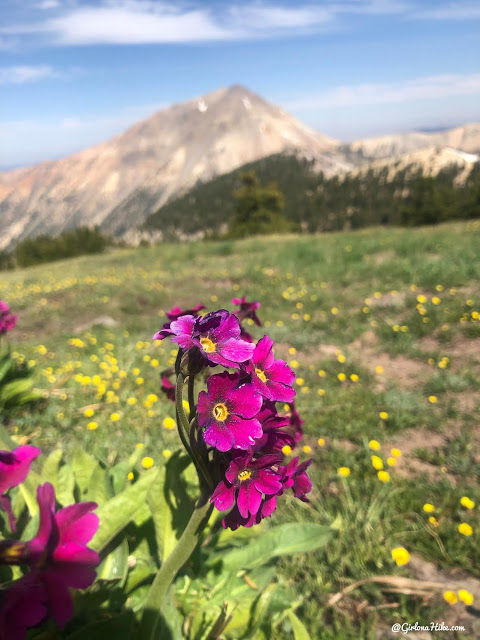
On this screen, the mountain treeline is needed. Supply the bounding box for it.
[143,154,480,239]
[3,227,111,269]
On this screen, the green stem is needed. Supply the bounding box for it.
[140,492,213,639]
[175,374,194,459]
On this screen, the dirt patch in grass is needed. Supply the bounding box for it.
[368,291,406,308]
[363,250,396,265]
[349,331,430,391]
[447,390,480,415]
[418,335,480,362]
[385,427,456,483]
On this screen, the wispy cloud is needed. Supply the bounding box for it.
[0,65,56,84]
[285,73,480,110]
[411,2,480,20]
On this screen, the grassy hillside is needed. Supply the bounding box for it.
[1,221,480,638]
[143,153,480,238]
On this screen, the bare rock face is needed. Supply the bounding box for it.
[0,85,343,249]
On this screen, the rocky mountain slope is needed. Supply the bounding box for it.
[0,85,345,249]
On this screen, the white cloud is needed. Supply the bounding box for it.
[35,0,61,9]
[284,73,480,110]
[411,2,480,20]
[0,65,56,84]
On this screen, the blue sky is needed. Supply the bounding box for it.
[1,0,479,167]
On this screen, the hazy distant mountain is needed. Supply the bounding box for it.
[0,84,478,249]
[340,123,480,166]
[0,85,344,249]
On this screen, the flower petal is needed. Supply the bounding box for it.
[229,384,262,418]
[203,422,235,452]
[227,415,262,450]
[211,482,235,512]
[252,335,275,369]
[237,482,262,518]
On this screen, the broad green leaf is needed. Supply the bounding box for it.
[97,536,129,586]
[85,464,108,506]
[65,612,134,640]
[56,464,75,506]
[287,610,311,640]
[41,448,63,488]
[214,523,332,572]
[0,355,12,384]
[91,470,158,553]
[72,449,97,494]
[0,378,33,403]
[244,583,277,639]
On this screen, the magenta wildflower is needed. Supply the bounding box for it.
[232,296,261,326]
[222,495,277,530]
[0,483,100,628]
[192,310,255,369]
[0,445,41,531]
[0,573,46,640]
[252,401,293,453]
[278,458,312,502]
[165,303,205,322]
[198,372,263,451]
[211,453,282,522]
[160,375,176,403]
[0,302,18,336]
[153,314,196,349]
[246,335,295,402]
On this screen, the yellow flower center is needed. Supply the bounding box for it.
[0,542,25,564]
[213,403,229,421]
[200,337,216,353]
[238,470,252,482]
[255,368,267,382]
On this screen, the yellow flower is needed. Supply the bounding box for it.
[379,411,389,420]
[135,443,144,449]
[423,503,435,513]
[416,294,427,304]
[318,369,326,377]
[288,347,296,354]
[391,448,402,458]
[127,397,137,406]
[110,413,120,422]
[429,516,439,527]
[84,408,94,418]
[303,314,311,321]
[317,388,325,396]
[378,470,390,483]
[460,496,475,509]
[350,373,359,382]
[296,377,304,386]
[387,457,397,466]
[369,440,381,451]
[371,455,384,470]
[163,417,176,430]
[458,522,473,536]
[141,456,154,469]
[282,445,293,455]
[432,296,441,305]
[127,471,134,481]
[458,590,474,606]
[428,395,438,404]
[147,393,158,403]
[331,307,339,315]
[391,547,410,566]
[337,354,346,363]
[290,360,299,368]
[303,445,312,454]
[136,377,144,385]
[317,438,325,447]
[338,467,350,477]
[87,421,98,431]
[132,367,140,376]
[443,591,458,605]
[162,449,172,459]
[337,373,346,382]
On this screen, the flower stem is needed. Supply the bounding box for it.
[140,492,213,639]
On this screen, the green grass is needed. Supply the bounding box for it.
[2,219,480,639]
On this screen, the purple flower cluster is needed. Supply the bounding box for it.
[0,447,99,639]
[0,301,17,336]
[153,296,312,530]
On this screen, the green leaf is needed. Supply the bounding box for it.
[214,523,332,572]
[0,378,33,405]
[85,464,108,506]
[0,355,12,384]
[245,583,277,638]
[91,470,158,553]
[56,464,75,506]
[65,612,134,640]
[147,454,193,562]
[287,610,311,640]
[72,449,97,494]
[97,536,129,586]
[41,448,63,488]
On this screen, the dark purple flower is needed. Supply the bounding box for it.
[0,445,41,531]
[198,372,263,451]
[212,453,282,522]
[0,483,100,628]
[278,457,312,502]
[192,310,255,369]
[222,495,277,530]
[232,296,262,341]
[0,302,17,336]
[165,303,205,322]
[160,375,175,403]
[246,335,295,403]
[153,314,196,349]
[287,401,304,443]
[0,573,46,640]
[252,401,294,453]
